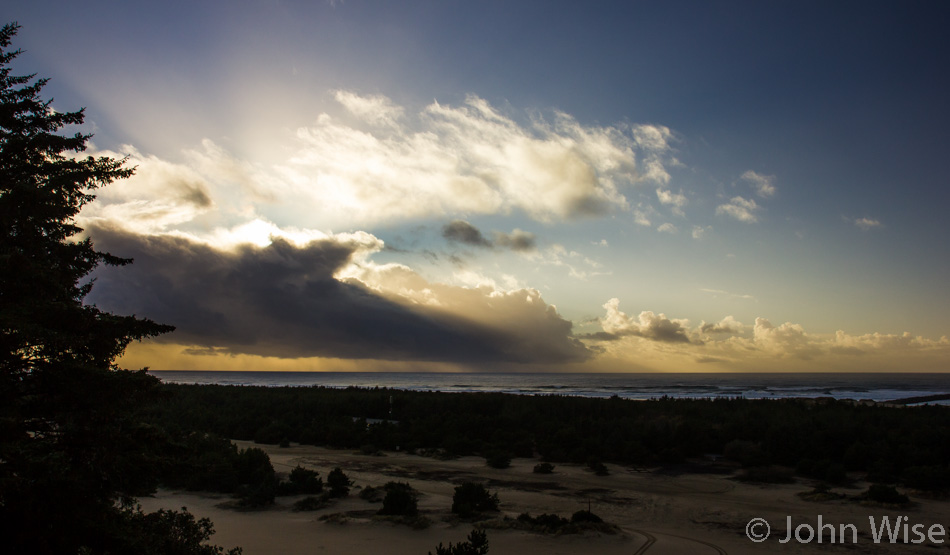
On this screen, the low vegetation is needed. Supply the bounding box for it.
[429,529,489,555]
[451,482,500,518]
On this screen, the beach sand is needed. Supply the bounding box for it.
[138,441,950,554]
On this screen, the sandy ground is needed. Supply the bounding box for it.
[138,441,950,554]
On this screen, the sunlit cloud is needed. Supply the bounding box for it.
[656,187,687,216]
[583,304,950,372]
[716,196,760,223]
[700,315,745,334]
[594,298,695,344]
[741,170,777,198]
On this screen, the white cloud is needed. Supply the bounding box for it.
[691,225,711,239]
[84,93,681,234]
[333,90,405,128]
[700,288,756,301]
[657,222,678,234]
[599,298,694,343]
[716,196,760,223]
[741,170,776,198]
[700,315,744,334]
[656,187,687,216]
[852,217,882,230]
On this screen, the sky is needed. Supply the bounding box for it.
[8,0,950,372]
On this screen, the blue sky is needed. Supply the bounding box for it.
[9,1,950,371]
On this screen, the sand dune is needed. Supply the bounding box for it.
[138,441,950,554]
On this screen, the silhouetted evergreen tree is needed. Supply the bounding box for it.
[0,23,237,554]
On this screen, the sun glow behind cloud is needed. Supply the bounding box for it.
[73,91,950,373]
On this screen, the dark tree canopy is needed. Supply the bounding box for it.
[0,22,238,554]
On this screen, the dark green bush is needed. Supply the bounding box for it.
[570,510,603,524]
[292,495,328,512]
[866,484,909,504]
[451,483,499,517]
[485,451,512,469]
[327,467,352,498]
[429,529,489,555]
[378,482,418,516]
[532,462,555,474]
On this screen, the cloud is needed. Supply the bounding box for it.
[700,315,745,334]
[657,222,678,234]
[741,170,776,198]
[852,217,882,230]
[753,317,822,359]
[442,220,492,247]
[594,298,696,344]
[656,188,687,216]
[442,220,537,252]
[85,225,591,365]
[274,93,677,226]
[716,196,760,223]
[333,90,404,128]
[691,225,711,239]
[700,288,756,301]
[492,229,536,252]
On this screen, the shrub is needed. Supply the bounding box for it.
[429,529,489,555]
[532,462,555,474]
[570,510,603,524]
[866,484,910,505]
[327,467,352,498]
[290,466,323,493]
[360,485,383,502]
[485,451,511,469]
[378,482,418,516]
[586,458,609,476]
[518,513,569,531]
[451,482,499,517]
[277,465,323,496]
[292,495,329,512]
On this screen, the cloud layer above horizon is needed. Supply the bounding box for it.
[73,91,950,373]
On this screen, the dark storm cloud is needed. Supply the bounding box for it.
[492,229,536,252]
[442,220,491,247]
[85,226,590,364]
[442,220,537,252]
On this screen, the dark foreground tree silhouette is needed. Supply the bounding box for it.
[429,529,489,555]
[0,23,238,554]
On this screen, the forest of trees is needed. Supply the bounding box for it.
[140,383,950,491]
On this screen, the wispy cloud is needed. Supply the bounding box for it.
[700,288,756,301]
[741,170,777,198]
[851,217,882,231]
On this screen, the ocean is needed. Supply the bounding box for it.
[148,371,950,404]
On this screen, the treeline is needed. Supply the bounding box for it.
[141,384,950,490]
